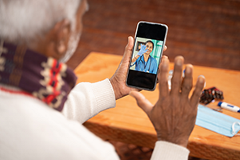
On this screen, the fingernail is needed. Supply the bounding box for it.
[198,75,206,87]
[162,55,168,60]
[128,36,131,42]
[185,65,193,74]
[198,75,205,80]
[176,57,183,65]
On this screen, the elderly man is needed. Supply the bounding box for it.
[0,0,205,159]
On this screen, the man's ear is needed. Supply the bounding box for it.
[50,19,71,58]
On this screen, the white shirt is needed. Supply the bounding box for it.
[0,79,189,160]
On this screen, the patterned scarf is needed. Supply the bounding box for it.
[0,40,77,111]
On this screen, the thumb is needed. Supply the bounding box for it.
[129,91,153,116]
[122,36,134,63]
[126,36,134,51]
[163,45,167,52]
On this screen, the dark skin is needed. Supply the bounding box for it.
[110,36,205,147]
[130,56,205,147]
[110,37,167,100]
[27,0,88,60]
[24,0,205,148]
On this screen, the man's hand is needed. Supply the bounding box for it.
[110,36,137,100]
[130,56,205,148]
[110,36,167,100]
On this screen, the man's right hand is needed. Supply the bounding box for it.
[130,56,205,148]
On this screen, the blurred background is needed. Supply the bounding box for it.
[67,0,240,159]
[67,0,240,71]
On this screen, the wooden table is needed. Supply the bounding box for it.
[74,52,240,160]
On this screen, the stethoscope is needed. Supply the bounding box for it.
[140,55,152,73]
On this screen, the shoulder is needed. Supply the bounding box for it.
[0,89,118,160]
[150,56,157,63]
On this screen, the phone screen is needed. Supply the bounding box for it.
[126,21,168,90]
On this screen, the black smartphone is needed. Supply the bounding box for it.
[126,21,168,90]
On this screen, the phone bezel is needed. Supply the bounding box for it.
[126,21,168,91]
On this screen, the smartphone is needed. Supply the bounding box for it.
[126,21,168,90]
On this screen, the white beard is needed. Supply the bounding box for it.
[59,32,81,63]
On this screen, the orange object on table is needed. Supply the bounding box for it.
[74,52,240,160]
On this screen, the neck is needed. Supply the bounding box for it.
[143,53,150,62]
[0,40,77,111]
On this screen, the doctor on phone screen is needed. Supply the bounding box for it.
[131,40,158,74]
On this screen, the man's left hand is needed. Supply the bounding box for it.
[110,36,167,100]
[110,36,136,100]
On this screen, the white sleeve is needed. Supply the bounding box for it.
[62,79,116,124]
[150,141,190,160]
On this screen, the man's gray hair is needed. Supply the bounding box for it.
[0,0,81,44]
